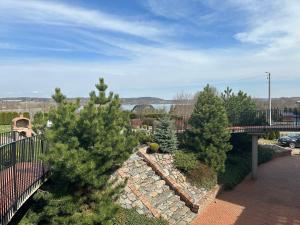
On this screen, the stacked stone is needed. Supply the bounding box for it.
[150,153,208,205]
[117,153,197,225]
[118,186,152,216]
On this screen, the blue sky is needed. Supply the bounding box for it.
[0,0,299,99]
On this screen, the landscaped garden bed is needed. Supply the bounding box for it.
[139,148,208,207]
[113,208,168,225]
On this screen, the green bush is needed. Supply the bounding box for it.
[154,116,178,153]
[135,130,153,144]
[0,112,30,125]
[258,146,275,164]
[23,112,30,119]
[143,113,166,119]
[219,147,275,190]
[130,113,166,120]
[263,131,280,140]
[218,152,251,190]
[187,163,217,190]
[186,85,231,172]
[20,79,138,224]
[230,133,252,152]
[113,208,168,225]
[130,113,137,119]
[149,143,159,153]
[174,150,197,172]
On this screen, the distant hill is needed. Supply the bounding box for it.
[1,97,299,110]
[121,97,173,105]
[254,97,300,109]
[0,97,173,105]
[0,97,174,114]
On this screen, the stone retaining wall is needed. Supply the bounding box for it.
[116,153,198,224]
[138,147,218,214]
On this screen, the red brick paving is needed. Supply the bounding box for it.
[191,156,300,225]
[0,163,45,217]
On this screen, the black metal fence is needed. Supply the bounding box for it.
[0,135,48,225]
[173,108,300,133]
[0,132,19,147]
[229,108,300,127]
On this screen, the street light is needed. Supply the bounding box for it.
[266,72,272,125]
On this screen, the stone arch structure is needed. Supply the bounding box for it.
[11,115,34,137]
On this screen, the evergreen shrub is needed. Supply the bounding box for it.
[187,162,217,190]
[173,150,197,172]
[20,78,137,224]
[149,143,159,153]
[154,116,178,153]
[0,112,30,125]
[264,131,280,140]
[186,85,231,172]
[135,130,153,144]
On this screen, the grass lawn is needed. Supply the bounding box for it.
[0,125,10,133]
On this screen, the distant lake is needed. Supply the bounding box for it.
[122,104,173,112]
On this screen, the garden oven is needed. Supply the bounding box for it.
[11,115,34,137]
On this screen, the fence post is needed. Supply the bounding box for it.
[41,138,44,175]
[30,138,35,161]
[12,136,18,211]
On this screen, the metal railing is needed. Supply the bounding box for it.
[229,108,300,127]
[0,132,19,147]
[228,108,300,133]
[0,135,48,225]
[173,108,300,133]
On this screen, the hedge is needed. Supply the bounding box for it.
[0,112,30,125]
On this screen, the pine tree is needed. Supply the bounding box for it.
[154,115,178,153]
[21,78,137,225]
[221,87,258,126]
[186,85,231,172]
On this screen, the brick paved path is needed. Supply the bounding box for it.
[0,163,45,217]
[191,156,300,225]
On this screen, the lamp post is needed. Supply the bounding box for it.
[266,72,272,125]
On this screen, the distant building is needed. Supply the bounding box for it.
[169,104,194,117]
[169,104,194,131]
[130,119,143,129]
[131,104,155,114]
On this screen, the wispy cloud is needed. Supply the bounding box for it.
[222,0,300,52]
[144,0,221,27]
[145,0,198,19]
[0,0,168,39]
[0,0,299,98]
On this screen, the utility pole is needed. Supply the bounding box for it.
[266,72,272,125]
